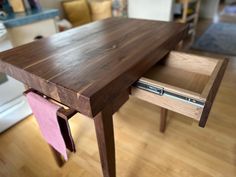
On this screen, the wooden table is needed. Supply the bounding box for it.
[0,18,188,177]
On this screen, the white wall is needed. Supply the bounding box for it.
[39,0,61,9]
[128,0,174,21]
[225,0,236,4]
[39,0,63,16]
[199,0,220,19]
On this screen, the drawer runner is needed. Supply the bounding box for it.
[134,80,205,107]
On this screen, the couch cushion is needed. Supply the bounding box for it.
[62,0,92,27]
[89,0,112,21]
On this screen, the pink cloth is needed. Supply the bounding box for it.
[26,92,68,160]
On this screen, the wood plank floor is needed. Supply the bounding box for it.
[1,17,236,177]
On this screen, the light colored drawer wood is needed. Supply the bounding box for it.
[132,51,228,127]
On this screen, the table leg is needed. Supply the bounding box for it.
[160,108,168,133]
[94,106,116,177]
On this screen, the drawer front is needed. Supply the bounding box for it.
[132,51,228,127]
[132,80,204,120]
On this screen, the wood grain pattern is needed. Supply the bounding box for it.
[0,18,188,177]
[199,58,228,127]
[1,79,236,177]
[132,86,203,120]
[132,51,228,125]
[23,88,77,120]
[0,18,188,118]
[94,105,115,177]
[143,65,210,94]
[0,14,235,177]
[166,51,218,75]
[160,108,168,133]
[9,0,25,13]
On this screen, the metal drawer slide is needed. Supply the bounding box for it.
[134,80,205,107]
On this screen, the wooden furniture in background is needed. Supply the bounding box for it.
[175,0,201,35]
[0,18,188,177]
[9,0,25,13]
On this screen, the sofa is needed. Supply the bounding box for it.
[62,0,127,27]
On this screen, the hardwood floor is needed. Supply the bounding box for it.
[1,17,236,177]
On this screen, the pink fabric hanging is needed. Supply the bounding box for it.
[26,92,68,160]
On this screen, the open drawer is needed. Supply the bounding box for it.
[132,51,228,127]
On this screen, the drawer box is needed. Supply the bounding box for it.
[132,51,228,127]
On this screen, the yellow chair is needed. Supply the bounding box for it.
[89,0,112,21]
[62,0,92,27]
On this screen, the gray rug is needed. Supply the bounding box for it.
[224,4,236,15]
[192,22,236,56]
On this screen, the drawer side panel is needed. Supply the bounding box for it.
[132,87,203,121]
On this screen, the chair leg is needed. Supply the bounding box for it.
[49,145,65,167]
[160,108,168,133]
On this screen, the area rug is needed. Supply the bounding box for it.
[192,22,236,56]
[224,4,236,15]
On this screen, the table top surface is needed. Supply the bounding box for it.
[0,18,188,117]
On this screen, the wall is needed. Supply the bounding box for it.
[225,0,236,4]
[39,0,63,16]
[199,0,220,19]
[128,0,174,21]
[39,0,61,9]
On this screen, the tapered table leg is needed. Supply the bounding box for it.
[160,108,168,133]
[94,106,116,177]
